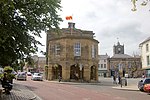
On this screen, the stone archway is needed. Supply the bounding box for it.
[70,64,84,81]
[90,65,96,80]
[70,64,79,80]
[52,64,62,80]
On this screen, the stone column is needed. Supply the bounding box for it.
[47,65,53,80]
[84,64,90,82]
[95,64,99,81]
[62,63,70,81]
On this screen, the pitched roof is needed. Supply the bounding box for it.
[111,54,133,58]
[140,37,150,45]
[99,55,110,59]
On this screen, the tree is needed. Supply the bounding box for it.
[131,0,150,11]
[0,0,62,66]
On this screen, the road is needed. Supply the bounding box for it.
[15,77,150,100]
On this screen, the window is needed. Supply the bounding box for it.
[147,55,150,66]
[146,44,149,52]
[101,64,103,68]
[50,44,55,54]
[92,45,96,58]
[55,44,61,56]
[98,64,101,68]
[104,64,106,68]
[74,42,81,56]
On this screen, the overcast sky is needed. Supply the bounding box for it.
[38,0,150,57]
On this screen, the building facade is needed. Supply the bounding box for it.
[98,54,109,77]
[26,55,46,73]
[108,42,142,78]
[139,37,150,77]
[46,22,99,82]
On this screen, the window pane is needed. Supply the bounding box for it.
[74,42,81,56]
[55,44,61,55]
[92,45,96,58]
[104,64,106,68]
[146,44,149,52]
[147,55,150,65]
[101,64,103,68]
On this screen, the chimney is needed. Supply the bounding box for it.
[68,22,75,29]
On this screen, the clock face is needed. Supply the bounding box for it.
[118,47,121,51]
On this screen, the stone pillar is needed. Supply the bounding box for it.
[47,65,52,80]
[62,63,70,81]
[95,65,99,81]
[84,65,90,82]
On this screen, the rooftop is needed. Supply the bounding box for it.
[139,37,150,45]
[111,54,133,58]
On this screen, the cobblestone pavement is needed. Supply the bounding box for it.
[0,83,42,100]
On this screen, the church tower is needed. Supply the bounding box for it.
[113,41,124,55]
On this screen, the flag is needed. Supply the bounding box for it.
[65,16,73,20]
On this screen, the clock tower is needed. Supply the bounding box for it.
[113,41,124,55]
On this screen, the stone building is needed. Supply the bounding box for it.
[26,55,46,73]
[108,42,142,78]
[46,22,99,82]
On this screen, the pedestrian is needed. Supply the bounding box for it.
[142,74,145,78]
[113,75,116,84]
[58,75,61,82]
[58,73,61,82]
[75,72,79,81]
[118,76,121,84]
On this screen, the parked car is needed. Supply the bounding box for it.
[138,78,150,91]
[16,72,27,81]
[0,67,4,74]
[11,70,17,75]
[27,72,32,76]
[31,73,43,81]
[143,84,150,93]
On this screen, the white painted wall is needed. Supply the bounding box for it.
[140,40,150,69]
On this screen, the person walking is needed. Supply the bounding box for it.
[113,75,116,84]
[58,73,61,82]
[118,76,121,84]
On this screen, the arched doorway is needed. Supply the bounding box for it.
[90,65,96,80]
[70,64,79,80]
[70,64,84,80]
[52,64,62,80]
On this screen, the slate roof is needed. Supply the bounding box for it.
[140,37,150,45]
[111,54,133,58]
[99,55,110,60]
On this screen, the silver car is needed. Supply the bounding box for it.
[16,72,27,81]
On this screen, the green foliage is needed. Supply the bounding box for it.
[4,66,13,73]
[0,66,15,80]
[0,0,62,66]
[26,56,34,66]
[5,73,16,81]
[131,0,149,11]
[45,65,48,69]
